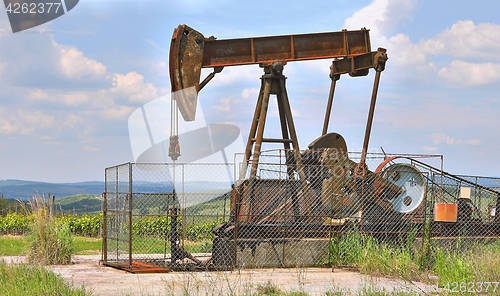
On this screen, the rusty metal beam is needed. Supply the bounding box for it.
[169,24,381,121]
[201,29,372,67]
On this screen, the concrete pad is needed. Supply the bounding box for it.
[15,255,440,295]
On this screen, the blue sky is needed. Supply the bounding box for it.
[1,0,500,182]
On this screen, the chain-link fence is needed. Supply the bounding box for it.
[103,162,234,272]
[103,150,500,272]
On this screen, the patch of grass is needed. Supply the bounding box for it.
[0,235,102,256]
[0,260,92,295]
[329,230,500,290]
[0,235,26,256]
[431,240,500,287]
[361,242,420,280]
[72,237,102,255]
[467,240,500,282]
[253,281,309,295]
[431,248,473,284]
[329,231,420,280]
[184,239,213,253]
[255,281,283,295]
[130,236,212,255]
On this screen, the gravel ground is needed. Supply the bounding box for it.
[2,255,440,295]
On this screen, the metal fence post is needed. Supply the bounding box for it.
[102,187,108,265]
[182,164,186,244]
[128,162,133,270]
[233,187,240,268]
[115,166,119,260]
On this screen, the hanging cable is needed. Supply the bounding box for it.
[169,95,181,161]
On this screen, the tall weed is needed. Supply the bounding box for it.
[24,195,74,265]
[330,231,427,281]
[330,229,500,285]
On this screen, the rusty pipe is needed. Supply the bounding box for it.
[359,70,381,170]
[322,63,340,135]
[357,48,387,176]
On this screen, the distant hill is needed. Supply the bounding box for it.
[0,179,104,200]
[0,179,232,201]
[55,194,102,214]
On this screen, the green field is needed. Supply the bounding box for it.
[0,235,102,256]
[0,234,212,256]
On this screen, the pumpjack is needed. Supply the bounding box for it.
[168,24,500,268]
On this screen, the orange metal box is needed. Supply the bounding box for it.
[434,203,458,222]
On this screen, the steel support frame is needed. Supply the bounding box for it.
[243,63,305,180]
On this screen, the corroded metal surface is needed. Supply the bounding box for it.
[169,24,386,121]
[201,29,372,67]
[169,25,205,121]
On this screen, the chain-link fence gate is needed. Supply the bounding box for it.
[103,150,500,273]
[103,162,234,272]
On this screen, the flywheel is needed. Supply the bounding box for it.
[381,163,426,213]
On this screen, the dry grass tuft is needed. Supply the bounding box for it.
[23,194,74,265]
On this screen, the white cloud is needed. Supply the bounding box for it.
[27,89,51,101]
[110,72,158,103]
[77,124,96,143]
[0,26,111,90]
[0,17,10,36]
[212,88,261,113]
[20,110,55,130]
[438,60,500,86]
[439,133,465,145]
[268,102,301,118]
[388,20,500,85]
[430,132,448,145]
[430,132,480,146]
[214,96,233,112]
[344,0,417,38]
[344,5,500,86]
[27,89,91,106]
[465,138,481,145]
[242,88,259,100]
[23,71,161,124]
[297,0,420,78]
[39,135,62,146]
[64,114,84,128]
[386,33,427,67]
[203,66,262,88]
[0,109,55,135]
[82,145,100,152]
[344,0,388,34]
[59,46,107,79]
[151,61,168,77]
[101,105,136,120]
[387,20,500,84]
[61,92,91,106]
[423,20,500,60]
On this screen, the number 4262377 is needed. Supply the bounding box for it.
[6,2,62,14]
[443,282,499,293]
